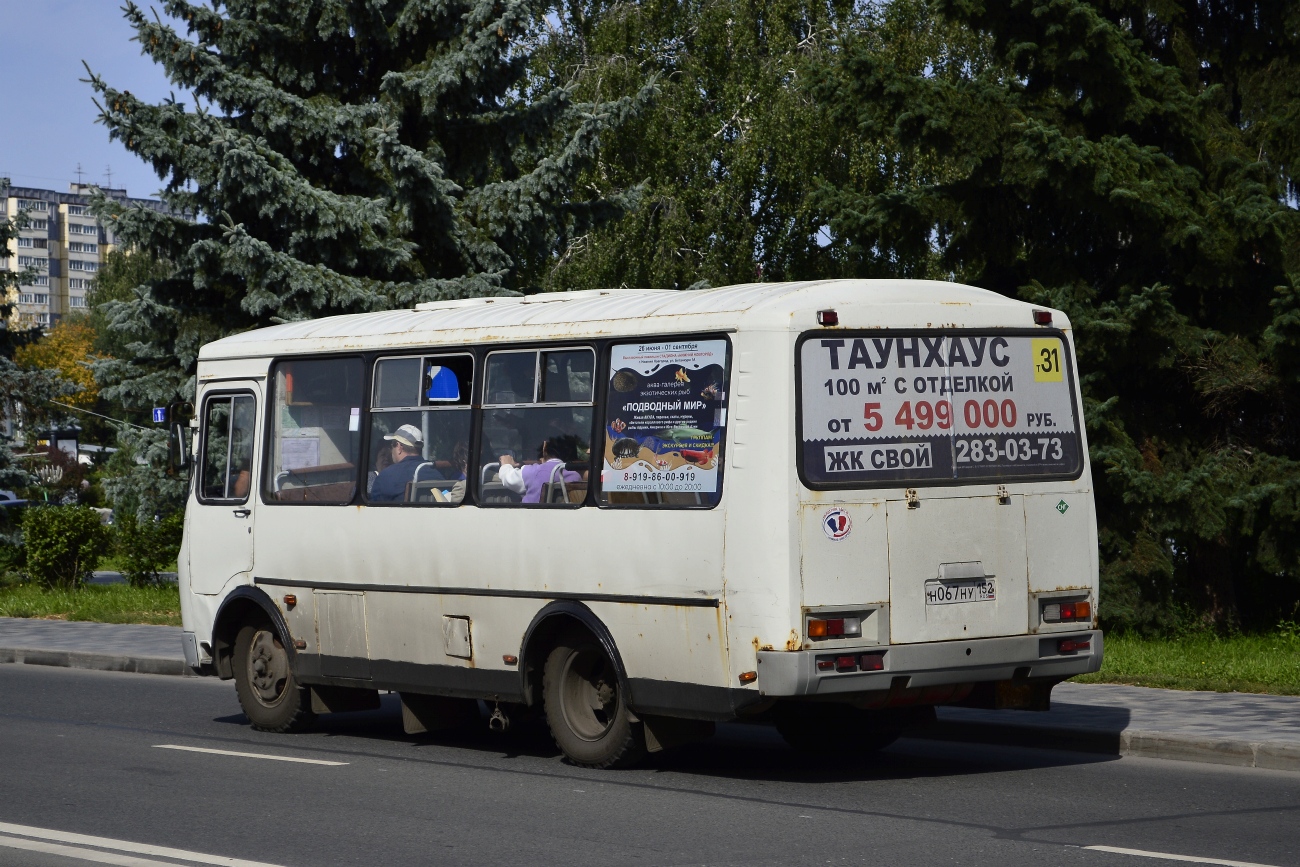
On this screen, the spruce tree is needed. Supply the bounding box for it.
[85,0,647,424]
[816,0,1300,630]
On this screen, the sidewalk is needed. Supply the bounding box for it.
[1,616,1297,772]
[0,616,188,676]
[936,682,1300,771]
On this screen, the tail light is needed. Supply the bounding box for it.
[1058,638,1091,653]
[1042,600,1092,623]
[859,653,885,671]
[807,617,862,639]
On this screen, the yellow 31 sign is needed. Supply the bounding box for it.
[1032,338,1064,382]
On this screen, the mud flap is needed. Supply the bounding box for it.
[640,714,716,753]
[310,685,381,714]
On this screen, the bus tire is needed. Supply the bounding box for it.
[543,637,646,769]
[773,703,915,756]
[233,623,314,733]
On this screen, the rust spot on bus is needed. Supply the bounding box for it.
[784,631,800,652]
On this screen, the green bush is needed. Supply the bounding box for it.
[22,506,111,588]
[113,510,183,587]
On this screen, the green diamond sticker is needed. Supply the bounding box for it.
[1056,499,1069,514]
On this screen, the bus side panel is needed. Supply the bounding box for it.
[718,331,801,684]
[248,500,733,709]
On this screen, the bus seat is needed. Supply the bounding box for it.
[406,481,448,503]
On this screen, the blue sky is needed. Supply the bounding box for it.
[0,2,179,199]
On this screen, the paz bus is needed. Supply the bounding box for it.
[175,279,1101,768]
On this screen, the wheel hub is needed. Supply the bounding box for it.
[560,648,619,742]
[247,630,288,705]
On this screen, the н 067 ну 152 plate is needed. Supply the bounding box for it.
[924,579,996,605]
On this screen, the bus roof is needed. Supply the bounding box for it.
[199,279,1056,360]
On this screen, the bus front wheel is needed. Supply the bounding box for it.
[232,623,314,733]
[543,637,646,769]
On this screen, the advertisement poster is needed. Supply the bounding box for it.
[800,332,1082,485]
[601,340,729,493]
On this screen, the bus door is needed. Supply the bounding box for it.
[190,384,261,594]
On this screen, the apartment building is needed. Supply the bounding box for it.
[0,179,171,329]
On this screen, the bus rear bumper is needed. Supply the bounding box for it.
[754,630,1102,698]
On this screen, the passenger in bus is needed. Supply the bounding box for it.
[447,442,469,503]
[498,435,582,503]
[366,444,394,496]
[371,424,441,502]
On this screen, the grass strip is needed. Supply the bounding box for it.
[1073,630,1300,695]
[0,584,181,626]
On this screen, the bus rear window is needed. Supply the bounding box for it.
[798,331,1083,488]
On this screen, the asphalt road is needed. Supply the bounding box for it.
[0,665,1297,867]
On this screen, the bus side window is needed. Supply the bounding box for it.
[265,357,364,504]
[366,354,473,505]
[478,348,594,506]
[597,339,730,508]
[199,394,256,503]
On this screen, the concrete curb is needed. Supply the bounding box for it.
[0,647,191,677]
[921,719,1300,772]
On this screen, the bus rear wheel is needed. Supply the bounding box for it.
[233,623,314,733]
[543,638,646,769]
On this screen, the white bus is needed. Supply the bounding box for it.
[176,279,1101,767]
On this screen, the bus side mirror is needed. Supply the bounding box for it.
[168,419,190,475]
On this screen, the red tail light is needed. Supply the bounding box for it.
[860,653,885,671]
[1058,638,1091,653]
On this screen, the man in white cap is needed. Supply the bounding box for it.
[370,423,440,502]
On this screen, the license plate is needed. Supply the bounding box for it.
[925,579,996,605]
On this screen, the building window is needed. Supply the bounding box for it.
[16,238,32,248]
[26,220,48,232]
[19,294,49,305]
[69,223,94,235]
[69,296,87,308]
[67,205,87,216]
[17,200,48,212]
[68,278,88,290]
[30,276,49,287]
[67,242,97,253]
[17,256,47,270]
[37,313,50,326]
[67,260,98,272]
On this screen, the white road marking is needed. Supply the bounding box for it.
[153,744,347,766]
[0,822,289,867]
[1085,845,1283,867]
[0,834,182,866]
